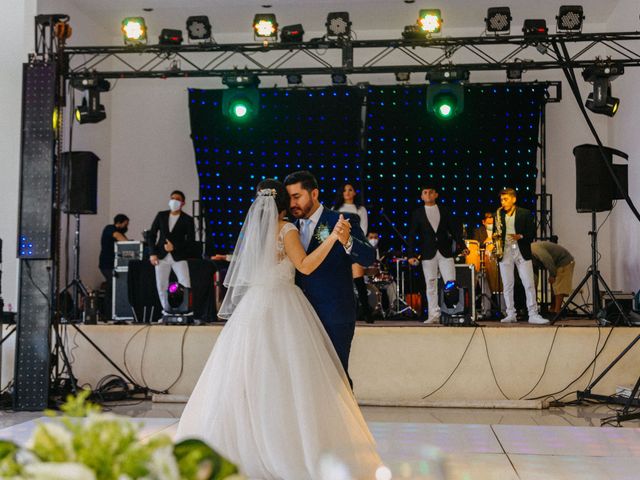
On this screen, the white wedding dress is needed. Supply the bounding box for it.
[176,222,382,479]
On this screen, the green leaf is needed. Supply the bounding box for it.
[174,439,239,480]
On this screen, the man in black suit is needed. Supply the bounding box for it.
[497,188,548,325]
[148,190,195,313]
[408,186,467,324]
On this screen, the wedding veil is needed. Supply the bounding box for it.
[218,189,280,319]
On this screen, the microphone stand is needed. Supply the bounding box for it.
[378,208,417,318]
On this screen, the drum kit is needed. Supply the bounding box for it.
[361,253,419,319]
[359,240,504,321]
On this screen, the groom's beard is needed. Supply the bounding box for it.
[290,201,314,219]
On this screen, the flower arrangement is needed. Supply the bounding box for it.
[313,222,331,244]
[0,391,244,480]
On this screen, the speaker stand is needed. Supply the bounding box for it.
[550,210,630,325]
[60,214,89,321]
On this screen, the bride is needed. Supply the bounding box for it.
[176,179,382,479]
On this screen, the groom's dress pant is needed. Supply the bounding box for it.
[323,322,356,386]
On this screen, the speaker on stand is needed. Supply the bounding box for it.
[59,151,99,321]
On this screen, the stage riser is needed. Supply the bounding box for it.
[4,325,640,405]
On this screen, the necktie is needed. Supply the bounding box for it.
[300,219,312,250]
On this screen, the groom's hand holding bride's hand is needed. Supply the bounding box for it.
[333,214,352,245]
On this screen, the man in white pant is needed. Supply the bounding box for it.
[148,190,195,314]
[408,186,468,324]
[496,188,548,324]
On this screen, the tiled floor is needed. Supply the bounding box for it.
[1,402,640,479]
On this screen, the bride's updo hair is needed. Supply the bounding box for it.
[256,179,289,213]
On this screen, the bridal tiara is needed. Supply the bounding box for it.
[257,188,277,197]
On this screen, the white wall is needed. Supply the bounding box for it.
[607,0,640,292]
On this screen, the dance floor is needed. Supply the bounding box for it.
[2,403,639,479]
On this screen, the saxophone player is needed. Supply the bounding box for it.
[496,188,548,324]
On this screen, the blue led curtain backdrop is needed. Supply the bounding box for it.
[189,83,548,253]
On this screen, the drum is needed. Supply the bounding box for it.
[465,240,480,272]
[373,271,393,284]
[364,264,381,277]
[354,283,383,317]
[484,252,502,293]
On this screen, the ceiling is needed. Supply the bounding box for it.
[55,0,621,41]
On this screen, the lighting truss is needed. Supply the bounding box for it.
[60,31,640,81]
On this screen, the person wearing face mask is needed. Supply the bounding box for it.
[473,212,495,247]
[367,231,381,260]
[148,190,196,314]
[99,214,129,319]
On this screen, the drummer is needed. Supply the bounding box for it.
[472,212,495,249]
[366,230,398,311]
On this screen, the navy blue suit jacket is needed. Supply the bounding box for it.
[295,207,375,327]
[294,207,375,380]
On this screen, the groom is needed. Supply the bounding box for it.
[285,171,376,385]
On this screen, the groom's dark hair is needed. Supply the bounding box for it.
[283,170,318,193]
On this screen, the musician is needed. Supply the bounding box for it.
[334,182,373,323]
[99,214,129,319]
[367,231,382,260]
[496,188,548,324]
[148,190,195,314]
[473,212,495,247]
[531,239,575,314]
[408,186,467,324]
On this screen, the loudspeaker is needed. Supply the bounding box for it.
[112,269,133,321]
[60,151,99,214]
[574,144,628,213]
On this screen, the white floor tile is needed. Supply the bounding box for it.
[510,454,640,480]
[494,424,640,457]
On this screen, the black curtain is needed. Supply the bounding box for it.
[189,83,547,254]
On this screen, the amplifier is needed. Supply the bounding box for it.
[114,241,143,268]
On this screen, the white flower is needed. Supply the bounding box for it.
[27,422,75,462]
[144,445,180,480]
[23,462,97,480]
[314,222,331,243]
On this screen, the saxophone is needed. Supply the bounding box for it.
[493,208,504,261]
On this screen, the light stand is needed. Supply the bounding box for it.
[59,213,89,320]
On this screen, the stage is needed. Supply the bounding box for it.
[8,320,637,408]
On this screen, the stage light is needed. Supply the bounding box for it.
[485,7,511,34]
[427,67,469,83]
[121,17,147,45]
[159,28,183,45]
[186,16,212,40]
[75,96,106,124]
[326,12,351,38]
[557,6,584,33]
[418,9,442,34]
[522,19,548,39]
[395,72,411,82]
[222,74,260,121]
[281,24,304,43]
[585,90,619,117]
[427,84,464,120]
[402,24,426,40]
[331,73,347,85]
[72,78,110,124]
[167,282,190,313]
[286,73,303,85]
[507,65,523,80]
[442,280,460,308]
[582,63,623,117]
[253,14,278,39]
